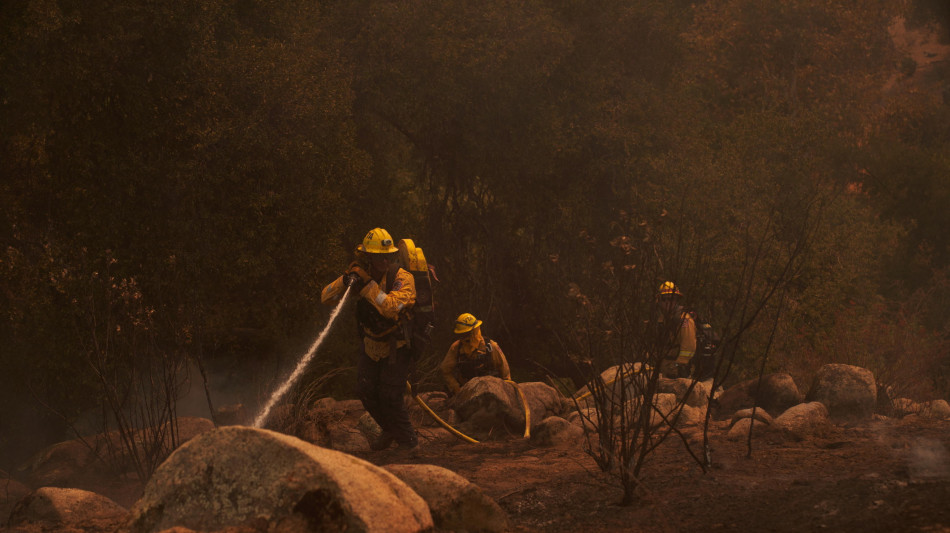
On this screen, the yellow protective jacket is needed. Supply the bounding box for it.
[440,338,511,394]
[321,268,416,361]
[668,309,697,365]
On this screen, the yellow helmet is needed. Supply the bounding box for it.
[658,281,682,298]
[357,228,399,254]
[454,313,482,334]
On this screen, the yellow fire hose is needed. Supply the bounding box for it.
[572,375,619,402]
[406,382,479,444]
[505,379,531,438]
[406,379,533,442]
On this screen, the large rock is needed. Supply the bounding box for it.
[924,399,950,419]
[730,408,774,428]
[805,364,877,420]
[714,373,804,419]
[384,464,509,533]
[286,398,371,454]
[648,393,679,428]
[518,381,567,425]
[529,416,586,447]
[567,407,600,433]
[8,487,128,530]
[774,402,831,439]
[675,404,708,428]
[16,438,90,488]
[657,378,714,408]
[326,423,371,454]
[453,377,527,438]
[128,426,432,533]
[726,418,770,441]
[572,364,649,411]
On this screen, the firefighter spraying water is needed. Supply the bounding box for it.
[252,227,523,445]
[319,228,436,451]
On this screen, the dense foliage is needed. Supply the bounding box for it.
[2,0,948,469]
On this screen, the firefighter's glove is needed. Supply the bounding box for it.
[343,272,361,288]
[345,263,371,289]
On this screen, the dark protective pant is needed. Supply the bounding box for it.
[356,343,416,446]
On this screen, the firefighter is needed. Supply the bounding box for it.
[440,313,511,395]
[321,228,417,450]
[656,281,696,379]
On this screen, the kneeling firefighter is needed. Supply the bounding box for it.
[440,313,511,395]
[321,227,417,450]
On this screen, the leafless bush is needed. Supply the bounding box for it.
[52,252,189,483]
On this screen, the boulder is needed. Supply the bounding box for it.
[647,397,706,430]
[675,404,708,428]
[572,364,649,411]
[529,416,586,447]
[730,408,774,428]
[16,438,90,488]
[518,381,567,424]
[568,407,600,433]
[326,423,371,454]
[774,402,831,440]
[657,378,713,408]
[648,393,679,428]
[128,426,432,533]
[384,464,509,533]
[8,487,128,530]
[805,364,876,420]
[311,396,338,412]
[453,377,526,438]
[921,399,950,420]
[714,373,804,419]
[726,418,770,441]
[335,399,367,415]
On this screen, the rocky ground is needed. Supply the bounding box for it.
[3,374,950,532]
[360,415,950,532]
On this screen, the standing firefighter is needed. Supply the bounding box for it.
[321,228,417,450]
[656,281,696,379]
[440,313,511,395]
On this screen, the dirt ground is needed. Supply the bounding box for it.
[5,414,949,532]
[356,416,950,533]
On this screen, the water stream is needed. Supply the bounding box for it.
[252,285,352,428]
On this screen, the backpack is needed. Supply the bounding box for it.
[396,239,437,360]
[689,310,720,381]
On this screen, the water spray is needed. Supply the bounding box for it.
[252,282,355,428]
